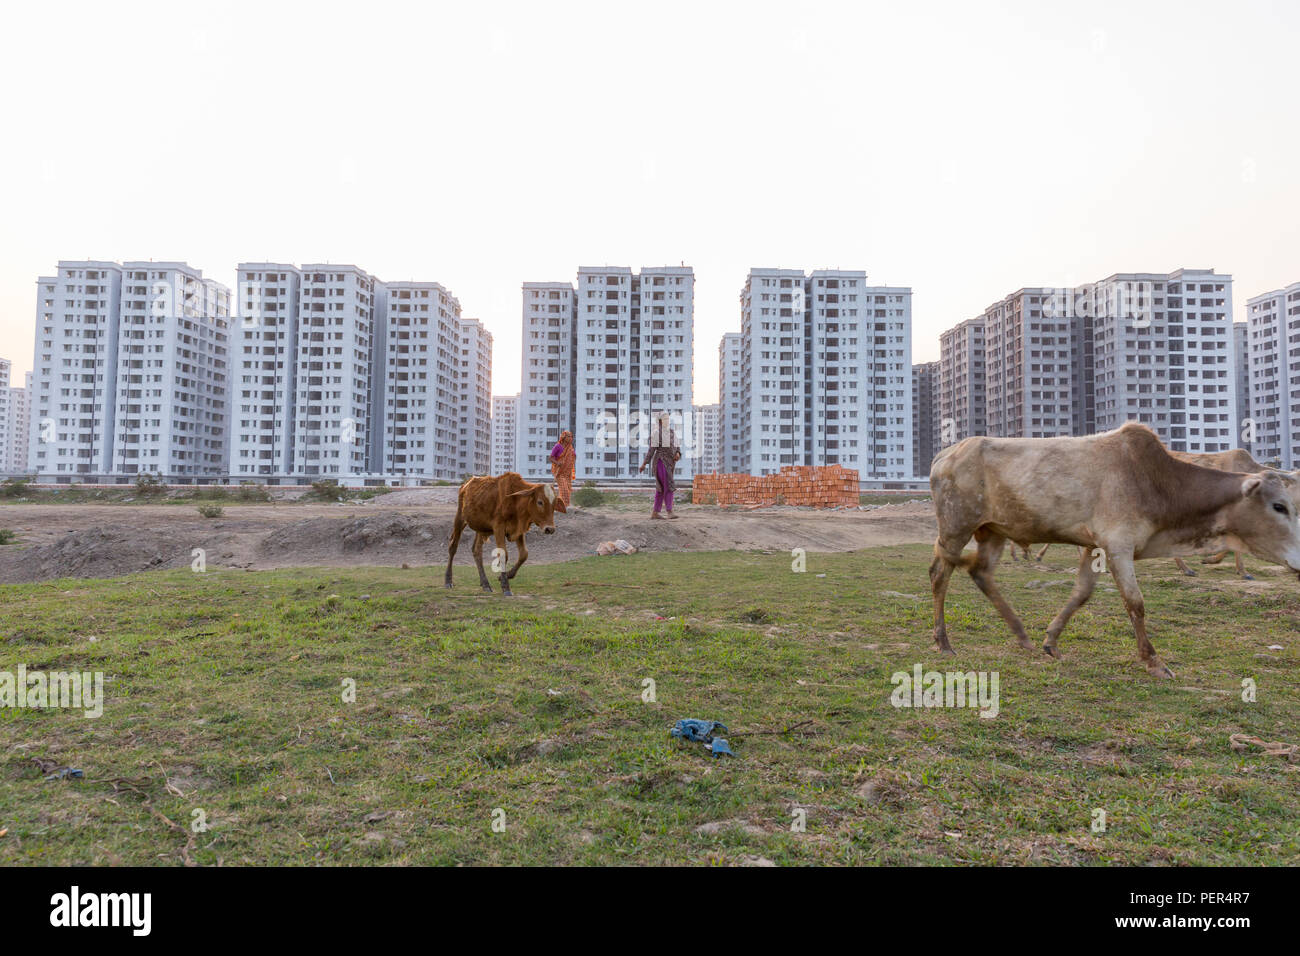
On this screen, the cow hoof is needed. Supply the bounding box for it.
[1182,569,1197,577]
[1241,574,1255,581]
[444,581,453,589]
[1042,644,1062,659]
[480,584,493,593]
[1146,659,1174,679]
[1016,638,1036,651]
[935,645,956,657]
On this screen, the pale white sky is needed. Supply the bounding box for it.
[2,0,1297,403]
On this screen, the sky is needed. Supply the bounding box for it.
[2,0,1297,404]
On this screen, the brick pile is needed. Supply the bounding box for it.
[691,464,859,509]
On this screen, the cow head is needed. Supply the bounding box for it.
[1227,472,1300,575]
[511,481,565,534]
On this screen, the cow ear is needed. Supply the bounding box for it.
[1241,476,1263,497]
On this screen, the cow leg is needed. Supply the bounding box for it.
[1035,543,1050,561]
[968,529,1034,651]
[1172,557,1196,577]
[494,530,513,596]
[506,534,529,581]
[1043,546,1100,658]
[1235,552,1253,580]
[929,550,958,656]
[444,514,466,588]
[1109,551,1173,679]
[471,531,493,591]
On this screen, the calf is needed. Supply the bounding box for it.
[444,472,566,596]
[929,423,1300,678]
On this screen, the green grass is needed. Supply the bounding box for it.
[1,545,1297,865]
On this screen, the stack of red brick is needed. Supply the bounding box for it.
[692,464,859,509]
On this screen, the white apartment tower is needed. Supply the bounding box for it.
[231,264,302,478]
[573,266,695,479]
[517,282,577,480]
[293,265,378,477]
[491,394,518,475]
[5,371,32,474]
[110,262,231,477]
[1089,269,1235,452]
[736,268,912,477]
[1245,281,1300,468]
[379,281,461,480]
[456,318,493,477]
[718,332,744,473]
[0,360,11,473]
[518,267,695,480]
[29,261,124,477]
[694,403,722,474]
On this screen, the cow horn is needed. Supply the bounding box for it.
[544,485,556,504]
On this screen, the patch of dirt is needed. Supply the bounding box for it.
[0,500,939,584]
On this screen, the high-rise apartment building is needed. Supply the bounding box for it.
[573,266,695,479]
[491,394,518,475]
[5,371,32,474]
[1089,269,1235,452]
[1245,281,1300,467]
[29,261,124,477]
[518,267,695,480]
[517,281,577,480]
[292,265,379,478]
[937,317,986,450]
[938,268,1235,455]
[912,360,939,478]
[983,289,1075,439]
[29,260,231,480]
[231,264,301,478]
[694,403,721,474]
[734,268,912,477]
[455,318,493,477]
[718,332,744,473]
[0,360,11,473]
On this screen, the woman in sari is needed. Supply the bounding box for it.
[638,412,680,519]
[548,430,576,508]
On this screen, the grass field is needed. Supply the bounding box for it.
[1,544,1297,866]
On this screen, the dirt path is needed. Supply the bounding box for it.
[0,497,937,583]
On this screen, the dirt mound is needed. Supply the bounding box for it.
[0,525,242,582]
[0,501,939,583]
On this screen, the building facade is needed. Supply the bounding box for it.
[911,360,939,478]
[733,268,912,478]
[231,264,302,478]
[1245,281,1300,467]
[937,316,986,450]
[518,267,695,480]
[718,332,744,473]
[517,281,577,480]
[491,394,518,475]
[29,260,232,481]
[694,403,721,474]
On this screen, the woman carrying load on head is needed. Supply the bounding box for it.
[548,429,576,508]
[638,412,681,519]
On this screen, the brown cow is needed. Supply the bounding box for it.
[929,422,1300,678]
[444,472,566,596]
[1169,448,1268,579]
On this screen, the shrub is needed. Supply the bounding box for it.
[0,529,15,544]
[1,477,33,498]
[573,481,605,508]
[197,504,224,518]
[309,479,346,502]
[237,482,271,502]
[135,473,167,497]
